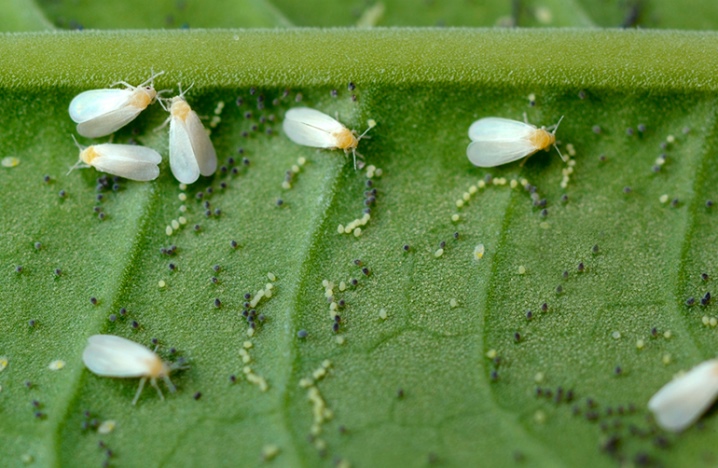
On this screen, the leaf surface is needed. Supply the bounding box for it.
[2,27,718,467]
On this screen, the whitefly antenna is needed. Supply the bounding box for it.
[140,69,165,88]
[110,70,165,90]
[550,116,567,163]
[351,119,377,170]
[67,135,88,175]
[177,82,194,99]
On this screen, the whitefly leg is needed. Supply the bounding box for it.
[132,377,148,406]
[163,375,177,393]
[151,378,165,401]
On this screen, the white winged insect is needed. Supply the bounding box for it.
[648,358,718,432]
[69,71,165,138]
[282,107,375,169]
[466,115,565,167]
[159,85,217,184]
[82,334,185,405]
[68,136,161,181]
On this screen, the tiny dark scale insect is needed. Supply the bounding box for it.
[701,294,711,306]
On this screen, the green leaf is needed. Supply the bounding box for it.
[574,0,718,29]
[1,0,54,31]
[32,0,718,29]
[3,29,718,467]
[35,0,292,29]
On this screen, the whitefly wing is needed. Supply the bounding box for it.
[648,359,718,432]
[184,110,217,177]
[169,115,201,184]
[76,105,148,138]
[468,117,536,141]
[283,107,346,149]
[466,117,540,167]
[467,138,538,167]
[92,144,162,164]
[83,334,158,378]
[91,144,161,181]
[69,89,132,123]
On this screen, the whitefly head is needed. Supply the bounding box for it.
[157,82,191,109]
[529,115,565,161]
[67,135,93,175]
[119,70,165,109]
[157,82,195,121]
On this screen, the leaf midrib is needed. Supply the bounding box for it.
[50,182,163,465]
